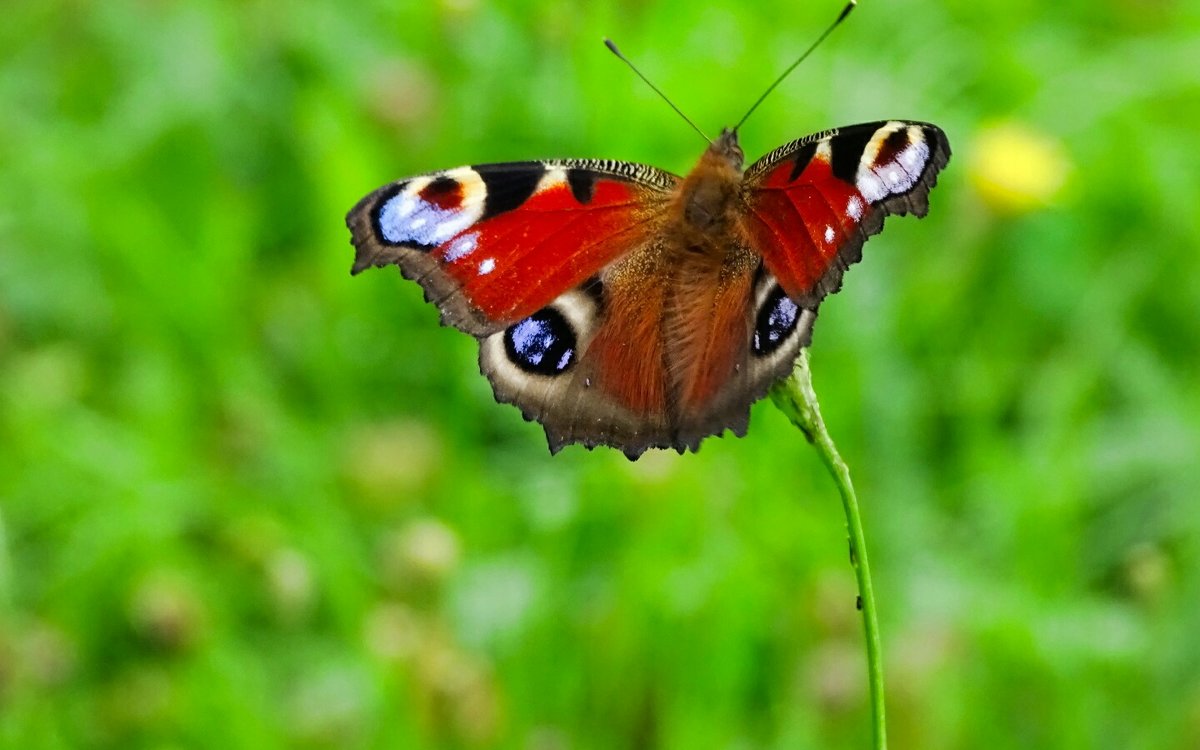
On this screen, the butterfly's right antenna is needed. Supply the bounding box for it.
[734,0,857,132]
[604,38,712,144]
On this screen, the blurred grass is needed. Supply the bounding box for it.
[1,0,1199,747]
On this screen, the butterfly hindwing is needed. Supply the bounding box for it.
[742,120,951,305]
[699,262,820,440]
[478,270,674,459]
[346,160,679,336]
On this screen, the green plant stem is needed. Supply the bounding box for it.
[771,349,886,750]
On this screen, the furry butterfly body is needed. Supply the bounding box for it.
[347,121,950,459]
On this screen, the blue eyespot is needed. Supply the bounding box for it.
[752,285,800,355]
[504,308,576,375]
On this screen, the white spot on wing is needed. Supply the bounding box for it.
[478,257,496,275]
[824,225,836,244]
[443,232,478,262]
[847,196,864,220]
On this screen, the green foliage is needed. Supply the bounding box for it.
[2,0,1199,747]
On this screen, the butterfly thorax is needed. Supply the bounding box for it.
[672,128,747,252]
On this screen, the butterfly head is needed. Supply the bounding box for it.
[712,128,745,171]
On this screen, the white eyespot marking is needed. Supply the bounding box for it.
[377,191,420,241]
[855,123,930,204]
[443,232,478,262]
[847,195,864,221]
[396,194,417,218]
[824,225,836,244]
[478,257,496,275]
[376,167,487,247]
[856,171,889,204]
[897,131,929,172]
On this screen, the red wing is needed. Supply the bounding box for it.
[347,160,678,336]
[742,121,951,305]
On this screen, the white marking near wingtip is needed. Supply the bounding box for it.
[478,257,496,275]
[375,168,487,247]
[854,122,930,204]
[857,171,889,203]
[396,193,418,217]
[897,127,929,172]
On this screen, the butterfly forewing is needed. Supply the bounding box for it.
[346,160,679,336]
[742,120,951,305]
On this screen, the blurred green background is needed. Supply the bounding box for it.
[2,0,1199,747]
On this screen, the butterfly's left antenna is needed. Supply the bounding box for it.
[734,0,857,132]
[604,39,712,144]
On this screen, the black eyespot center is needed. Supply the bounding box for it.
[504,307,577,375]
[752,285,800,356]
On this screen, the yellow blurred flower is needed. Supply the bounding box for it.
[379,517,463,595]
[969,122,1070,213]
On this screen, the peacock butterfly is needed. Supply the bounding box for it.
[346,12,950,460]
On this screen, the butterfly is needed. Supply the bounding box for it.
[346,118,950,459]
